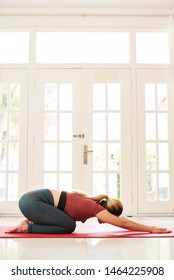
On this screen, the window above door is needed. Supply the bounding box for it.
[36,32,130,64]
[0,30,170,65]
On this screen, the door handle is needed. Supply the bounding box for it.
[83,145,93,165]
[73,134,84,138]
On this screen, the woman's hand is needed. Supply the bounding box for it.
[150,227,171,233]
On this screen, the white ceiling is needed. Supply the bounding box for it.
[0,0,174,6]
[0,0,174,15]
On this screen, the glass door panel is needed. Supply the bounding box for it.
[83,69,131,215]
[44,84,73,190]
[34,70,82,192]
[0,69,28,214]
[92,84,121,198]
[137,69,174,214]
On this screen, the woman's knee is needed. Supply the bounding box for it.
[19,193,28,211]
[66,220,76,233]
[18,192,34,216]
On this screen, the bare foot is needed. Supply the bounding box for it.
[26,219,33,224]
[5,219,29,233]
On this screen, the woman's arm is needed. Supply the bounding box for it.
[96,210,171,233]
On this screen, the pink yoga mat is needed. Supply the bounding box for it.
[0,226,173,238]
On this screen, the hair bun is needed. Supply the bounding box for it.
[100,200,107,208]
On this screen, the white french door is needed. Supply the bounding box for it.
[1,68,173,216]
[82,69,131,215]
[34,69,132,215]
[32,70,83,191]
[0,69,28,214]
[137,69,174,214]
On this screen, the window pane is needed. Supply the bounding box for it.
[8,143,19,170]
[44,143,57,171]
[157,84,168,110]
[107,83,120,110]
[136,32,169,63]
[158,143,168,170]
[44,84,57,111]
[44,113,57,140]
[36,32,129,63]
[0,32,29,63]
[59,143,72,171]
[93,143,106,171]
[59,84,72,110]
[0,113,7,141]
[93,173,106,195]
[44,173,57,189]
[93,84,106,111]
[108,113,120,140]
[159,173,169,200]
[9,113,20,141]
[59,113,72,140]
[108,173,121,198]
[0,83,8,110]
[108,143,121,171]
[0,173,6,201]
[93,113,105,140]
[146,143,157,171]
[10,83,20,110]
[158,113,168,140]
[146,173,157,201]
[145,84,155,110]
[8,173,18,201]
[146,113,156,140]
[59,174,72,192]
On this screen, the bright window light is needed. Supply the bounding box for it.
[0,32,29,63]
[36,32,129,63]
[136,32,169,64]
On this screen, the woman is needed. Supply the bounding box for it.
[6,188,170,234]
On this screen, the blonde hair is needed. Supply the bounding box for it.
[106,198,123,217]
[72,190,123,217]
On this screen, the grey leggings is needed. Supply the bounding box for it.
[19,189,76,234]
